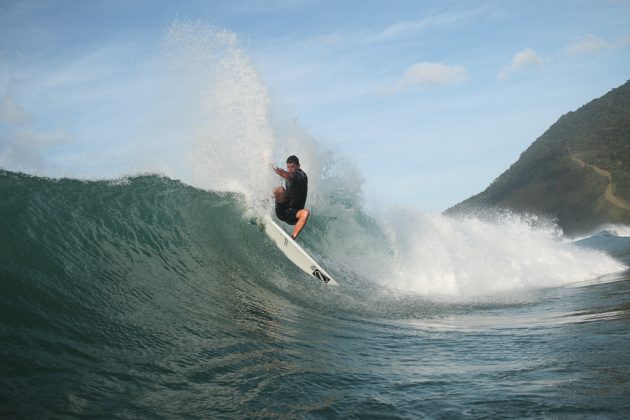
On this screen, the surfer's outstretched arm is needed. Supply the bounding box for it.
[273,166,293,180]
[291,208,310,239]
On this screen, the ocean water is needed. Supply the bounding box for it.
[1,170,629,419]
[2,22,630,418]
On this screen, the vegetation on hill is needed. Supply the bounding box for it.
[446,81,630,236]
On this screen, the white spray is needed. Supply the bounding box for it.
[150,22,625,301]
[377,210,626,300]
[150,22,277,210]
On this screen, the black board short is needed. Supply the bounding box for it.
[275,201,298,225]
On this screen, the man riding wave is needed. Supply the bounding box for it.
[272,155,310,240]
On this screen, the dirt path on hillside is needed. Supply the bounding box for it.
[570,155,630,211]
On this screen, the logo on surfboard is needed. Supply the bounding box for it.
[311,268,330,284]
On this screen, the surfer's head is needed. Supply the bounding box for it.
[286,155,300,172]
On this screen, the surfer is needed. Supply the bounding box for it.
[272,155,310,240]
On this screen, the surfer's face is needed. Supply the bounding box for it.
[287,162,299,173]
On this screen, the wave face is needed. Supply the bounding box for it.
[0,171,313,417]
[2,170,630,417]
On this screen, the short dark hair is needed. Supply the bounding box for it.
[286,155,300,165]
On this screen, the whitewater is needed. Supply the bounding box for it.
[1,22,630,418]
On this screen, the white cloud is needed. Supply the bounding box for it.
[498,48,543,80]
[566,33,609,55]
[306,33,345,46]
[370,18,436,42]
[15,129,74,147]
[390,62,469,93]
[0,128,74,173]
[367,7,491,43]
[0,95,29,124]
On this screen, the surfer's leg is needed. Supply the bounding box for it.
[291,208,310,239]
[275,201,288,221]
[273,186,286,203]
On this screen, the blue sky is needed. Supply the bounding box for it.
[1,0,629,211]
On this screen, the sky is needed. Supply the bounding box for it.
[1,0,629,212]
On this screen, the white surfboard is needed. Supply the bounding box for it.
[259,216,339,286]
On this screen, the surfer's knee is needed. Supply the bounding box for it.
[299,208,310,221]
[273,186,286,202]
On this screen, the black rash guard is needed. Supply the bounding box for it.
[286,169,308,210]
[275,169,308,225]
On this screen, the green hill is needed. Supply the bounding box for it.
[446,80,630,237]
